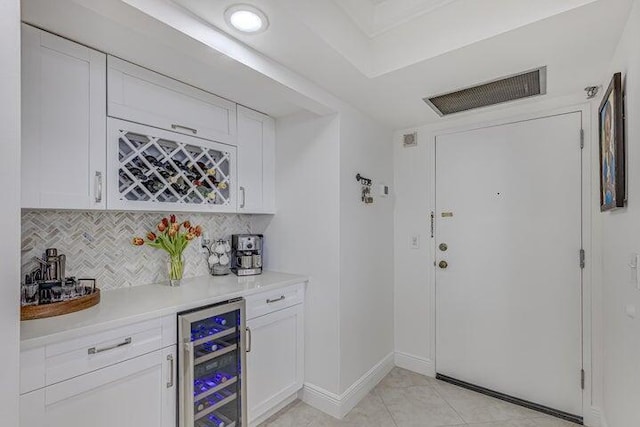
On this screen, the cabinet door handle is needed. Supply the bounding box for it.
[166,354,174,388]
[88,337,132,355]
[246,327,252,353]
[171,124,198,135]
[266,295,285,304]
[240,186,246,209]
[94,171,103,203]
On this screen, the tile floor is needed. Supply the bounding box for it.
[259,368,580,427]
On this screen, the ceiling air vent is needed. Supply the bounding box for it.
[423,67,547,116]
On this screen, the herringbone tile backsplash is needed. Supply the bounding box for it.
[22,211,265,290]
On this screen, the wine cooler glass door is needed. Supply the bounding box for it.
[179,299,247,427]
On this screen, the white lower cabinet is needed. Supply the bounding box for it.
[20,346,177,427]
[19,285,306,427]
[246,304,304,424]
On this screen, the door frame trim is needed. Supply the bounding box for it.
[427,103,594,423]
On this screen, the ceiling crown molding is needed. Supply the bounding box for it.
[336,0,457,37]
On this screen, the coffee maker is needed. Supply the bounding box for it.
[231,234,263,276]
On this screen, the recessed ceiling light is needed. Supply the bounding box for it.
[224,4,269,34]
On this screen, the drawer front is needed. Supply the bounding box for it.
[45,318,163,386]
[246,283,304,320]
[107,56,236,145]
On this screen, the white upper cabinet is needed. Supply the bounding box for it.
[107,56,236,145]
[107,118,237,213]
[21,24,107,210]
[21,26,275,214]
[236,106,276,213]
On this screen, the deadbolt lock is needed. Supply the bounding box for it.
[439,243,448,251]
[438,260,448,269]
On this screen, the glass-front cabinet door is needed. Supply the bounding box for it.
[107,118,237,212]
[179,299,247,427]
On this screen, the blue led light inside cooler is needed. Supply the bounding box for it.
[194,373,233,396]
[190,308,242,426]
[207,414,226,427]
[191,324,224,342]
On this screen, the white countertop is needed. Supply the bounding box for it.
[20,271,308,350]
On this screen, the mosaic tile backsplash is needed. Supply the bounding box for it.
[22,211,263,290]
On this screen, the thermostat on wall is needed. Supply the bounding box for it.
[378,184,390,197]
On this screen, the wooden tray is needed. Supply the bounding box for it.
[21,289,101,321]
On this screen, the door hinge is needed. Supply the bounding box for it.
[430,211,435,238]
[579,249,585,269]
[581,369,585,389]
[580,129,585,149]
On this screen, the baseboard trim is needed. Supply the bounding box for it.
[300,383,342,418]
[394,352,435,377]
[593,407,607,427]
[338,352,395,417]
[301,352,395,419]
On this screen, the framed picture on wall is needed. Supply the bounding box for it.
[599,72,626,211]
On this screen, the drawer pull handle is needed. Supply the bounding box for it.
[171,124,198,135]
[266,295,285,304]
[166,354,174,388]
[88,337,132,355]
[246,327,252,353]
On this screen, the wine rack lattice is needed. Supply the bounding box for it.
[117,129,232,206]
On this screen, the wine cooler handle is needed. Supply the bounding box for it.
[246,327,252,353]
[166,354,174,388]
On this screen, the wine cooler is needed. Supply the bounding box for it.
[178,299,247,427]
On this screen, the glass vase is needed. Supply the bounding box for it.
[168,254,185,287]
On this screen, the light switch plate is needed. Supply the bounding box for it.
[409,235,420,249]
[378,184,390,197]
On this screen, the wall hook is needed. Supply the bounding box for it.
[585,86,600,99]
[356,173,372,186]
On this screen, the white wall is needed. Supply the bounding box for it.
[393,127,433,374]
[263,112,342,394]
[599,1,640,425]
[339,109,394,392]
[0,0,21,423]
[263,107,394,415]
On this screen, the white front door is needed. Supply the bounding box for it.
[435,112,583,417]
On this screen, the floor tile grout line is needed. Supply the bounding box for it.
[372,387,400,427]
[430,380,472,425]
